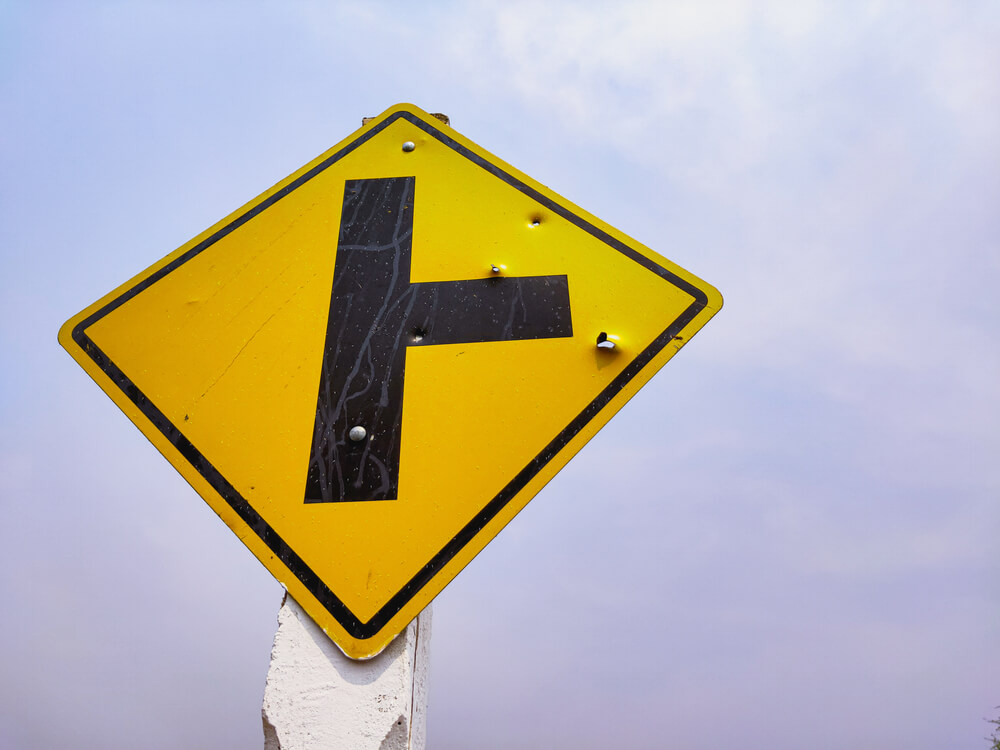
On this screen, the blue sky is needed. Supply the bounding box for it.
[2,2,998,748]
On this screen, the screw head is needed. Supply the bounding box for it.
[596,332,618,350]
[402,141,416,152]
[348,425,367,442]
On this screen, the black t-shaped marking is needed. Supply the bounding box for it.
[304,176,573,503]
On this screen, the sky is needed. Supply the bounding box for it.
[1,1,998,748]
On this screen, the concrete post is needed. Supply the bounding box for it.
[262,594,431,750]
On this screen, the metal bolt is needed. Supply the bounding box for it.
[596,332,618,350]
[491,264,502,274]
[348,425,367,442]
[402,141,416,152]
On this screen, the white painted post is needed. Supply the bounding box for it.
[261,594,431,750]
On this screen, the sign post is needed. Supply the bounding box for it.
[262,596,431,750]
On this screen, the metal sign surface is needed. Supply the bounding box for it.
[59,103,722,658]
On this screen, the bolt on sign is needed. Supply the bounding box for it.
[60,103,722,658]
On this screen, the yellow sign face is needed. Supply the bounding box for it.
[60,103,722,658]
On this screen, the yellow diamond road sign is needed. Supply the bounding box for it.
[60,103,722,658]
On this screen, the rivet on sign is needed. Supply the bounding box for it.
[402,141,416,152]
[348,425,367,442]
[491,264,502,274]
[596,332,618,350]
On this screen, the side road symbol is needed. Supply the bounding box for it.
[304,176,574,503]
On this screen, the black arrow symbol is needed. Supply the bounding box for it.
[304,176,573,503]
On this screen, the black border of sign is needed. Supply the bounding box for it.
[72,110,709,640]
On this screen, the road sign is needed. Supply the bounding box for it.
[60,103,722,658]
